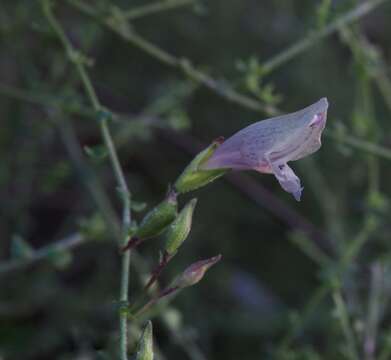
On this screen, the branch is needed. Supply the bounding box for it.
[122,0,197,20]
[0,233,86,274]
[261,0,390,74]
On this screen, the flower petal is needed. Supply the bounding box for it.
[266,161,303,201]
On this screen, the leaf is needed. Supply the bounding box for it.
[11,235,34,259]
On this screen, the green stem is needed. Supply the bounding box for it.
[41,2,132,358]
[122,0,196,20]
[0,233,86,274]
[261,0,390,74]
[325,129,391,161]
[332,288,360,360]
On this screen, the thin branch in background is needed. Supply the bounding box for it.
[332,288,360,360]
[0,233,86,274]
[260,0,390,75]
[325,129,391,161]
[342,27,391,113]
[364,263,384,360]
[122,0,197,20]
[40,2,132,358]
[0,82,95,118]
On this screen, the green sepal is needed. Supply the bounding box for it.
[164,198,197,255]
[135,321,154,360]
[174,140,227,193]
[135,192,177,240]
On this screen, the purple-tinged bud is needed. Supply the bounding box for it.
[202,98,328,201]
[175,255,222,288]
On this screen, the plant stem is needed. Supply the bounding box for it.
[41,2,132,358]
[122,0,197,20]
[0,233,86,274]
[332,288,360,360]
[134,287,179,318]
[261,0,390,74]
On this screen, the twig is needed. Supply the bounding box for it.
[122,0,197,20]
[0,233,86,274]
[0,81,94,118]
[134,287,180,318]
[41,2,132,358]
[364,263,384,360]
[325,129,391,161]
[332,288,360,360]
[261,0,390,74]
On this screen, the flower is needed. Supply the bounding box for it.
[202,98,328,201]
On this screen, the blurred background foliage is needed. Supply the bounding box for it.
[1,0,391,359]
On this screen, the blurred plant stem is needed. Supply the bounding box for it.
[261,0,390,75]
[332,287,360,360]
[0,232,85,274]
[122,0,197,20]
[299,158,345,246]
[278,216,377,352]
[41,2,132,358]
[364,263,384,360]
[324,128,391,161]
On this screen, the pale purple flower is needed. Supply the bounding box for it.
[202,98,328,201]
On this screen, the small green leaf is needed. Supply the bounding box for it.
[47,249,73,270]
[84,144,108,161]
[96,108,113,123]
[11,235,34,259]
[131,201,148,213]
[79,212,107,241]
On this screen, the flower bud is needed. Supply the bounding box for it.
[135,191,177,240]
[175,254,222,288]
[175,139,227,193]
[135,321,154,360]
[164,198,197,256]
